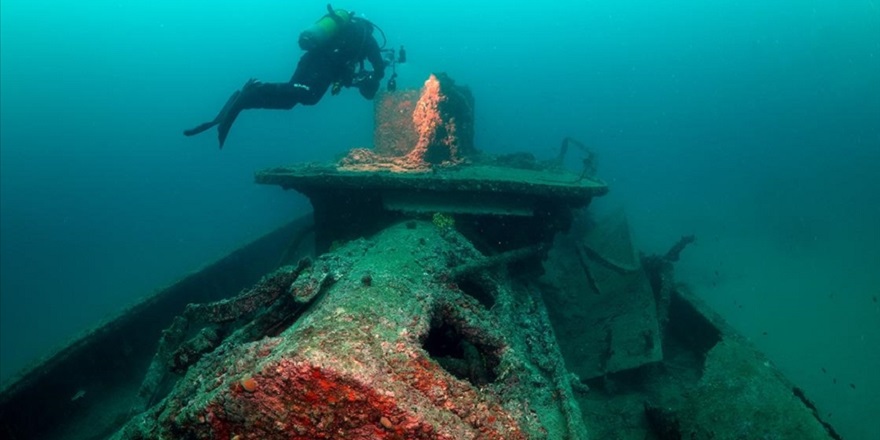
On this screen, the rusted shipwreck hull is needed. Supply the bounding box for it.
[0,202,842,440]
[0,163,843,440]
[0,215,315,440]
[0,73,842,440]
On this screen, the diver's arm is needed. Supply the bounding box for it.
[352,33,385,99]
[365,35,385,80]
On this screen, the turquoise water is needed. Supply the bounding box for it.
[1,1,877,437]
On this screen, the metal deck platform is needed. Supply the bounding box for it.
[256,163,609,253]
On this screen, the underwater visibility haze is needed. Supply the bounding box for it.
[1,0,878,438]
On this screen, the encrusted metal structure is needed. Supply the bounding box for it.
[0,75,842,440]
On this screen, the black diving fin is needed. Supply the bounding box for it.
[182,90,242,138]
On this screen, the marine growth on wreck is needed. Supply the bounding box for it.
[0,74,842,440]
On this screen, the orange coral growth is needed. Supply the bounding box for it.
[404,74,463,167]
[379,416,393,429]
[407,74,444,162]
[240,376,258,393]
[340,74,469,173]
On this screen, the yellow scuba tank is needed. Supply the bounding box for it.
[298,4,352,51]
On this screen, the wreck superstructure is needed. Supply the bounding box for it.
[0,74,841,440]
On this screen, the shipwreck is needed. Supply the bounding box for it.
[0,74,843,440]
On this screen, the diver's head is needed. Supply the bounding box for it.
[298,5,353,51]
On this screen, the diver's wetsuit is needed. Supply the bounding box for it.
[184,17,385,148]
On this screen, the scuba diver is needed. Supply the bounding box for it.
[184,5,387,148]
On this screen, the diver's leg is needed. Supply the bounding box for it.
[288,51,334,105]
[182,79,297,147]
[215,62,334,147]
[215,79,315,148]
[209,53,334,147]
[184,53,337,146]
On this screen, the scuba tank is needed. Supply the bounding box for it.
[298,4,352,51]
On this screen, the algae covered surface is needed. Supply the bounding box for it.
[678,340,833,439]
[112,221,588,439]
